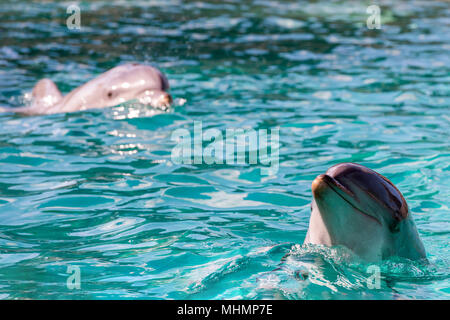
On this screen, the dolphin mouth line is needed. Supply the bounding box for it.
[322,175,382,226]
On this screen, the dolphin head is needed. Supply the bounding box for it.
[306,163,426,261]
[99,64,172,110]
[60,63,172,113]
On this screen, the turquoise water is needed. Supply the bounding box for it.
[0,0,449,299]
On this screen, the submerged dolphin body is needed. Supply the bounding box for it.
[0,63,172,115]
[304,163,426,262]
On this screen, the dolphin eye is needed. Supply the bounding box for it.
[389,221,400,233]
[107,91,113,98]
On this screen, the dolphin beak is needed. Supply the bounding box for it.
[312,174,328,197]
[138,90,173,110]
[312,174,354,198]
[154,92,172,110]
[312,173,381,225]
[160,93,173,106]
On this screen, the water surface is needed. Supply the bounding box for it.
[0,0,449,299]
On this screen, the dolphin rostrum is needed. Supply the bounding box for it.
[0,63,172,115]
[304,163,426,262]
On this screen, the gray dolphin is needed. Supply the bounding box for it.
[304,163,426,262]
[0,63,172,115]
